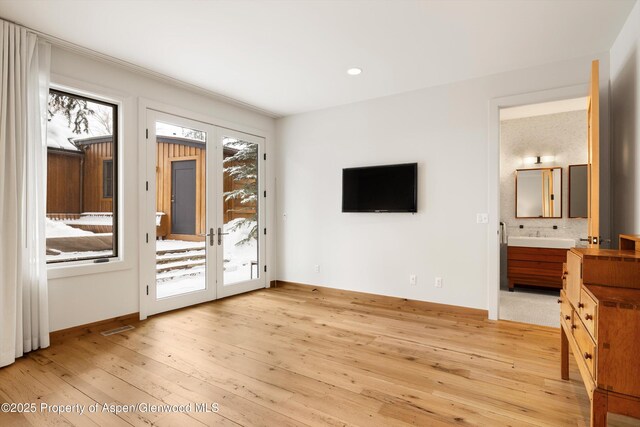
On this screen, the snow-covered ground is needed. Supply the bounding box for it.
[222,219,259,285]
[46,215,258,294]
[46,218,93,238]
[157,266,206,299]
[155,219,258,299]
[63,215,113,226]
[47,249,113,262]
[46,218,113,262]
[156,240,205,251]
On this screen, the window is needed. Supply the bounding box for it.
[46,89,118,263]
[103,159,113,198]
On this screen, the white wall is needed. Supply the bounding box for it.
[276,53,610,311]
[500,111,588,239]
[611,0,640,242]
[47,46,275,331]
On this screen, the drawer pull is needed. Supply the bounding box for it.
[571,324,577,330]
[578,303,585,309]
[565,315,571,320]
[585,314,593,321]
[584,352,592,360]
[557,299,563,304]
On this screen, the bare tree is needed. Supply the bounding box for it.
[91,105,113,135]
[48,92,95,134]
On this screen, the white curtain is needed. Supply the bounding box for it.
[0,20,51,368]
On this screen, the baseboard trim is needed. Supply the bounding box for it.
[271,280,488,318]
[50,313,140,343]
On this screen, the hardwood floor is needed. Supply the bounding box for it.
[0,283,604,426]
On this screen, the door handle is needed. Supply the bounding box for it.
[198,228,215,246]
[217,227,230,245]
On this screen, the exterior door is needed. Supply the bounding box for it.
[171,160,197,235]
[587,60,600,247]
[144,110,217,316]
[216,127,266,298]
[142,109,267,317]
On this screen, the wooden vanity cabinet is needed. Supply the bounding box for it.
[507,246,567,291]
[560,235,640,426]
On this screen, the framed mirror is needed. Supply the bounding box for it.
[569,164,588,218]
[515,167,562,218]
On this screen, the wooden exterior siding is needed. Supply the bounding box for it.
[156,141,206,238]
[47,135,257,239]
[47,151,82,214]
[82,141,113,213]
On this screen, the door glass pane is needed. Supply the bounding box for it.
[155,121,207,299]
[222,137,259,284]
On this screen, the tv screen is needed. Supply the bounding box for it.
[342,163,417,213]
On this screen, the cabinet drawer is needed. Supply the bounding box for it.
[559,290,572,327]
[507,247,568,262]
[566,251,582,308]
[573,316,596,380]
[578,288,598,340]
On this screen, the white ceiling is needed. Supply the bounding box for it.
[500,97,588,121]
[0,0,635,117]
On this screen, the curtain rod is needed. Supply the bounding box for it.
[1,15,280,119]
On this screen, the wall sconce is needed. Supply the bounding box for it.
[523,155,555,165]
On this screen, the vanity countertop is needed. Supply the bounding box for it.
[507,236,575,249]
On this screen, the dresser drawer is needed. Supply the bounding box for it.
[559,290,572,327]
[578,288,598,340]
[573,316,596,380]
[566,251,582,308]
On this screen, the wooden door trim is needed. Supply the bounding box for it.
[587,60,600,247]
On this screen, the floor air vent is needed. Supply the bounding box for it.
[100,325,135,336]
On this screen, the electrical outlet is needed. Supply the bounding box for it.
[435,277,443,288]
[314,264,320,273]
[409,275,417,286]
[476,213,489,224]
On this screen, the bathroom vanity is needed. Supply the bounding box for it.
[507,236,575,291]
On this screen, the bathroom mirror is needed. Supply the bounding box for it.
[515,167,562,218]
[569,164,588,218]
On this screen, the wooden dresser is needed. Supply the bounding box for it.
[559,234,640,426]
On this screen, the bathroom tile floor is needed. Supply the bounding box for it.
[499,289,560,327]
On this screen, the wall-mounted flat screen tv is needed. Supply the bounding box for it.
[342,163,417,213]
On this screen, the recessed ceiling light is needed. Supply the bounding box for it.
[347,67,362,76]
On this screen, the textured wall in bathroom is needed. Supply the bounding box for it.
[500,110,588,241]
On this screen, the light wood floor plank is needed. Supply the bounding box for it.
[0,283,602,426]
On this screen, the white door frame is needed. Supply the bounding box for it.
[215,127,267,299]
[487,84,588,320]
[138,98,271,320]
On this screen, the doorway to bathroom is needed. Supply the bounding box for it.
[498,97,589,327]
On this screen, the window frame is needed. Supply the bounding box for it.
[46,88,119,265]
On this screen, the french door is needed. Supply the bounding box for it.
[142,109,265,316]
[215,127,265,299]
